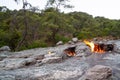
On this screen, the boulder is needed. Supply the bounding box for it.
[23,58,37,66]
[56,41,63,45]
[0,58,36,69]
[84,65,112,80]
[0,46,11,52]
[114,41,120,53]
[52,70,83,80]
[1,58,26,69]
[75,45,91,57]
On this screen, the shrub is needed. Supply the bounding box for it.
[27,40,47,49]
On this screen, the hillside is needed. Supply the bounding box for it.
[0,6,120,51]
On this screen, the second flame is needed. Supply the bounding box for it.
[84,40,104,53]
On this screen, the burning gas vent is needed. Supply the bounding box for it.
[84,40,114,53]
[64,40,114,57]
[64,46,76,56]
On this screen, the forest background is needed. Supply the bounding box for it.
[0,0,120,51]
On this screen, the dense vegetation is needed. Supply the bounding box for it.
[0,5,120,51]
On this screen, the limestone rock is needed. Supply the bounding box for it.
[0,40,120,80]
[23,58,36,66]
[1,58,26,69]
[52,70,83,80]
[85,65,112,80]
[114,41,120,53]
[31,54,44,60]
[72,37,78,43]
[56,41,63,45]
[0,75,15,80]
[0,58,36,69]
[68,40,74,44]
[0,46,11,52]
[75,44,91,57]
[44,51,56,58]
[42,57,62,64]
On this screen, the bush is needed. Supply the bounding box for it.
[27,40,47,49]
[0,30,10,47]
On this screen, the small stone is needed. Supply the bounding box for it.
[72,37,78,43]
[56,41,63,45]
[93,38,98,41]
[68,41,74,44]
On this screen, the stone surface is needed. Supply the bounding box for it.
[44,51,56,58]
[75,43,91,57]
[52,70,83,80]
[0,58,36,69]
[42,57,62,64]
[84,65,112,80]
[0,40,120,80]
[0,75,15,80]
[114,41,120,53]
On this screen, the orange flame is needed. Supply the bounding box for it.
[64,50,76,56]
[84,40,104,53]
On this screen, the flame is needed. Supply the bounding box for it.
[84,40,94,52]
[64,50,76,56]
[84,40,104,53]
[64,46,76,57]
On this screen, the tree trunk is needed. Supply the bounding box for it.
[15,9,28,51]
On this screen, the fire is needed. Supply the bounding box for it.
[64,51,76,56]
[64,46,76,56]
[84,40,105,53]
[84,40,94,52]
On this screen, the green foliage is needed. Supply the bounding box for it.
[55,34,70,43]
[0,6,120,51]
[0,30,9,47]
[27,40,47,49]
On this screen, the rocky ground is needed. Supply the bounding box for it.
[0,40,120,80]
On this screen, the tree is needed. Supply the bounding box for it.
[0,0,118,51]
[46,0,73,11]
[40,8,74,44]
[13,0,31,50]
